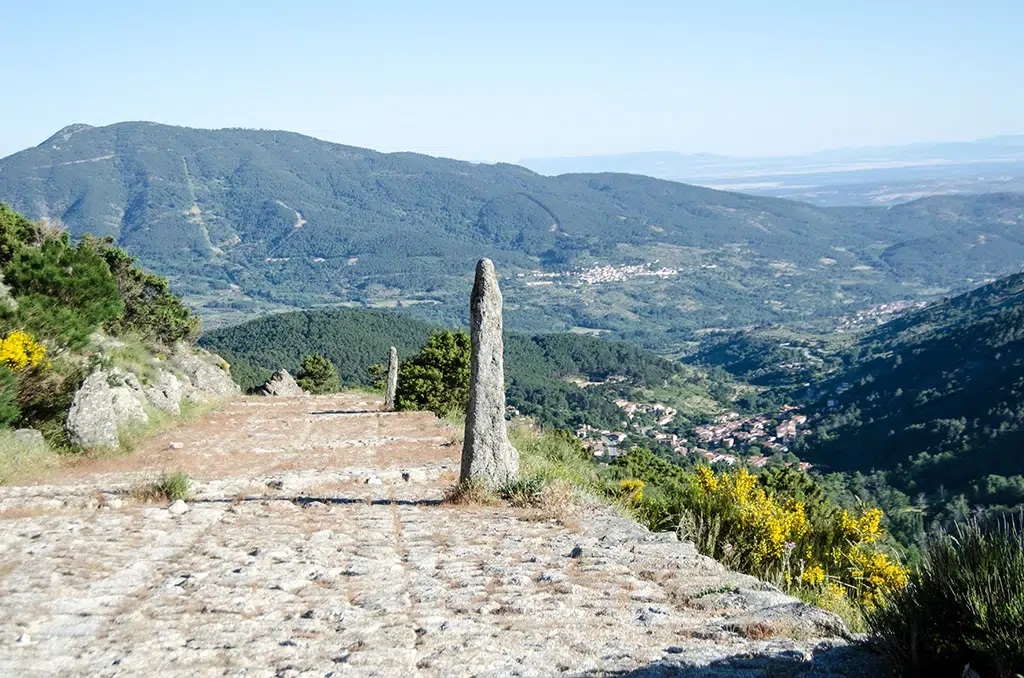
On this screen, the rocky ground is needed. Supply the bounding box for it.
[0,394,887,677]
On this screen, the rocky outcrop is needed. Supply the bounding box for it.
[260,370,304,396]
[65,348,241,450]
[65,371,120,450]
[0,279,16,312]
[461,258,519,487]
[170,343,240,399]
[384,347,398,410]
[143,370,183,415]
[110,387,149,427]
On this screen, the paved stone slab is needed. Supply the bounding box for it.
[0,394,884,676]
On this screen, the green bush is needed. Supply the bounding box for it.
[4,235,123,348]
[395,330,471,417]
[82,236,200,343]
[867,515,1024,677]
[0,202,36,266]
[610,448,689,486]
[295,353,340,394]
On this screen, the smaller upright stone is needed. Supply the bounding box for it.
[384,347,399,410]
[461,258,519,488]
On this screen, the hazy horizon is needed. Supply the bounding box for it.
[3,1,1023,162]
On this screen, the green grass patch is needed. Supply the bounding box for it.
[497,474,547,507]
[131,471,190,502]
[0,429,58,484]
[510,424,599,491]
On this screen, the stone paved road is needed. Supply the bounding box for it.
[0,394,886,677]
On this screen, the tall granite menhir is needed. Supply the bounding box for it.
[461,259,519,487]
[384,347,398,410]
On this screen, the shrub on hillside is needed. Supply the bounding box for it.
[4,235,123,348]
[81,236,200,343]
[396,330,471,417]
[0,330,46,371]
[295,354,341,394]
[867,515,1024,677]
[612,449,909,610]
[0,202,36,265]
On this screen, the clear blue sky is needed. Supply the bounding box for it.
[1,0,1021,161]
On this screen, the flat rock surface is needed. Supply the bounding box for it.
[0,394,885,677]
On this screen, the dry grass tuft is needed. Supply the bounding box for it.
[442,480,503,507]
[131,471,190,502]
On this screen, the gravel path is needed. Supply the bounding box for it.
[0,394,885,677]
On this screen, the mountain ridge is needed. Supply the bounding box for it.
[2,121,1024,348]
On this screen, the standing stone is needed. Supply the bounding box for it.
[384,347,399,410]
[461,259,519,487]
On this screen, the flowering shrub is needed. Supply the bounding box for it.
[687,466,809,577]
[613,451,910,612]
[0,330,46,370]
[616,478,645,506]
[689,466,908,607]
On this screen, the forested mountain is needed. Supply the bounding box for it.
[795,271,1024,516]
[3,122,1024,349]
[198,308,723,431]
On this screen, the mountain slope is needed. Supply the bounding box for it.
[795,271,1024,509]
[3,122,1024,345]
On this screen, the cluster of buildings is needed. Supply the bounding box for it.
[573,400,815,472]
[693,408,808,453]
[518,263,679,286]
[835,300,929,332]
[614,399,677,426]
[573,424,631,459]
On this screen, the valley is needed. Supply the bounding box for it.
[3,121,1024,554]
[2,123,1024,353]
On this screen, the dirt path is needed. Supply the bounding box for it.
[0,394,882,677]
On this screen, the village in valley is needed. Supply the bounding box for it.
[519,262,680,286]
[574,393,814,471]
[834,299,929,332]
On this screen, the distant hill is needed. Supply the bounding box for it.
[794,270,1024,513]
[198,307,726,431]
[3,122,1024,349]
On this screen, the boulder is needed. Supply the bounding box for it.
[260,370,305,397]
[107,368,142,391]
[0,279,16,312]
[110,386,149,427]
[13,428,45,448]
[66,370,120,450]
[144,370,183,415]
[170,343,240,398]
